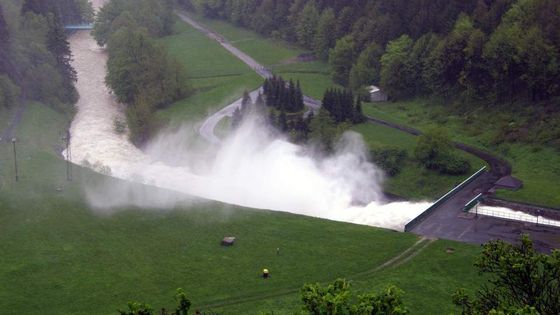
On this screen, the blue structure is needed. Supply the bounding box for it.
[64,24,94,30]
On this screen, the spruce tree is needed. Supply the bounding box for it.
[21,0,49,16]
[0,3,11,75]
[279,109,288,132]
[241,90,252,111]
[47,13,76,82]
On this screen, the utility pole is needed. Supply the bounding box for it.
[12,138,18,182]
[64,131,72,181]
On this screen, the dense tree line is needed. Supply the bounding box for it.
[322,88,365,124]
[231,87,312,143]
[262,75,304,113]
[181,0,560,106]
[93,0,174,46]
[0,0,90,110]
[94,0,188,145]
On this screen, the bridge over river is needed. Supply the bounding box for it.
[65,24,94,30]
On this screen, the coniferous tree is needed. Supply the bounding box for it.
[241,90,252,111]
[47,13,77,82]
[21,0,48,16]
[0,3,11,75]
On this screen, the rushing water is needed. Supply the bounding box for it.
[65,0,431,231]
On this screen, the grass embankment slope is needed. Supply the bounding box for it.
[363,100,560,208]
[188,15,336,100]
[156,21,262,124]
[183,15,487,200]
[0,18,485,315]
[0,103,484,315]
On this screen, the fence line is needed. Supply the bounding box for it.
[472,206,560,228]
[404,166,487,232]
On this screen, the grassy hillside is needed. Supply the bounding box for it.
[362,100,560,208]
[156,21,262,124]
[0,102,485,315]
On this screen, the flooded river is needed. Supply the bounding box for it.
[65,0,430,231]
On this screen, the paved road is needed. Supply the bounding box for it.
[176,11,560,251]
[198,88,262,144]
[176,11,321,144]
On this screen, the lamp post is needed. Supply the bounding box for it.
[12,137,18,182]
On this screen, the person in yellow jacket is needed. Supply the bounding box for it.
[262,268,270,279]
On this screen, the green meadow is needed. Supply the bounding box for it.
[0,12,494,315]
[0,102,485,315]
[362,99,560,208]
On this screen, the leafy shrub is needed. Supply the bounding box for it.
[371,147,408,176]
[437,153,471,175]
[414,128,470,175]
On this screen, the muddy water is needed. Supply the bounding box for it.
[66,1,431,231]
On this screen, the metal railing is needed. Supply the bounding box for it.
[404,166,487,232]
[472,206,560,228]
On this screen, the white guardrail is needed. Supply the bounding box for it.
[471,206,560,228]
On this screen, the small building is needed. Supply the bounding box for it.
[368,85,388,102]
[221,236,236,246]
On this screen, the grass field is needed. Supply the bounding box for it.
[0,13,494,315]
[187,14,336,100]
[156,21,262,125]
[362,99,560,208]
[0,102,486,315]
[352,123,486,200]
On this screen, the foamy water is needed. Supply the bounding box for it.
[65,1,431,231]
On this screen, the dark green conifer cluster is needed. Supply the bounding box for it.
[263,76,304,113]
[0,0,90,109]
[322,88,365,124]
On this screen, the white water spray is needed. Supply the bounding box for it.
[66,1,430,231]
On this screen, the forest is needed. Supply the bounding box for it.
[0,0,91,110]
[181,0,559,105]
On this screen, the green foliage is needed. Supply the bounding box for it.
[174,288,192,315]
[353,286,409,315]
[453,235,560,315]
[0,74,20,108]
[322,88,364,124]
[328,36,355,86]
[314,8,336,61]
[93,0,174,46]
[104,19,188,144]
[349,42,384,91]
[370,147,408,177]
[300,279,409,315]
[118,302,154,315]
[380,35,414,99]
[21,0,92,24]
[295,1,319,49]
[309,110,338,152]
[300,279,352,314]
[262,75,304,113]
[414,128,471,175]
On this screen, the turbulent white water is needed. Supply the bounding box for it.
[65,1,431,231]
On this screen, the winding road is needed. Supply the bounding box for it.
[176,12,321,145]
[176,12,560,251]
